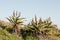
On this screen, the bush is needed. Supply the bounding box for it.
[55,34,60,38]
[0,28,21,40]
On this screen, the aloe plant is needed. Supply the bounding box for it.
[7,11,25,35]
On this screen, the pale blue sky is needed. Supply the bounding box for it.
[0,0,60,29]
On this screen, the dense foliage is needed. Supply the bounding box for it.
[0,11,60,40]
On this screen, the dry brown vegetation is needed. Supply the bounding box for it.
[0,11,60,40]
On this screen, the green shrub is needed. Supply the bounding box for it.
[24,35,38,40]
[55,34,60,38]
[0,28,22,40]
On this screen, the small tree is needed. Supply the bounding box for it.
[27,16,57,40]
[7,11,25,35]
